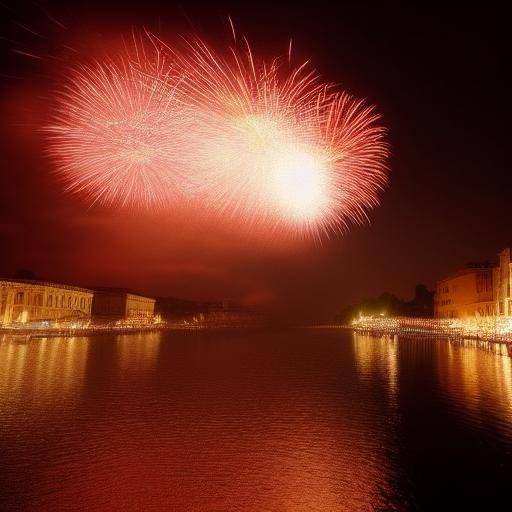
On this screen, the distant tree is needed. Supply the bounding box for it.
[335,284,434,324]
[414,284,431,300]
[411,283,434,316]
[13,269,38,280]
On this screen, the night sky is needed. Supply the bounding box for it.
[0,2,509,321]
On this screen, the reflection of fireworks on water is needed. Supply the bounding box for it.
[47,31,389,239]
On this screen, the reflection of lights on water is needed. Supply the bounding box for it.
[352,332,399,400]
[117,332,162,373]
[439,339,512,426]
[0,336,89,407]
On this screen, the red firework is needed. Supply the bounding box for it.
[47,30,389,239]
[46,38,197,208]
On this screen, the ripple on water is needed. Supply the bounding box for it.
[0,330,511,511]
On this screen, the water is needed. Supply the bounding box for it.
[1,329,511,511]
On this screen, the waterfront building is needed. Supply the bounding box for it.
[434,248,512,319]
[494,248,512,316]
[91,288,155,323]
[0,279,93,325]
[434,266,494,319]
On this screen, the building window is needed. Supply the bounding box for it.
[68,297,72,308]
[80,298,85,310]
[47,295,53,307]
[14,292,24,305]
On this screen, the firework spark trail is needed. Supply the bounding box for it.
[47,30,389,240]
[47,38,202,207]
[159,35,389,239]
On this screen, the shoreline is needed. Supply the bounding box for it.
[348,316,512,354]
[0,323,267,339]
[306,320,512,355]
[3,318,512,355]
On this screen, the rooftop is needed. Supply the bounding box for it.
[437,265,494,284]
[0,278,94,294]
[92,287,155,300]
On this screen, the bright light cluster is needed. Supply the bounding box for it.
[352,315,512,344]
[47,31,389,239]
[1,316,164,333]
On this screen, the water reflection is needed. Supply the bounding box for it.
[0,335,89,410]
[1,330,512,511]
[350,332,404,509]
[116,331,162,374]
[352,332,399,402]
[438,340,512,429]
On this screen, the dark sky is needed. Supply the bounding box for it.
[0,2,509,321]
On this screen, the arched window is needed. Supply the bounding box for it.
[14,292,24,305]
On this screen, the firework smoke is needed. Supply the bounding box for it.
[47,31,389,239]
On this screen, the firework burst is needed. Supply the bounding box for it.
[47,30,389,239]
[160,35,389,238]
[46,39,197,207]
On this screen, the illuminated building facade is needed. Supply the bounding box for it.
[91,288,155,323]
[0,279,93,325]
[435,248,512,319]
[494,248,512,316]
[435,267,494,319]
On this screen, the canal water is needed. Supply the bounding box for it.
[1,329,511,511]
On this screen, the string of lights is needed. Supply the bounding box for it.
[351,315,512,344]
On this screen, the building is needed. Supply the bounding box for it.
[91,288,155,323]
[494,248,512,316]
[0,279,93,325]
[434,266,494,318]
[434,248,512,319]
